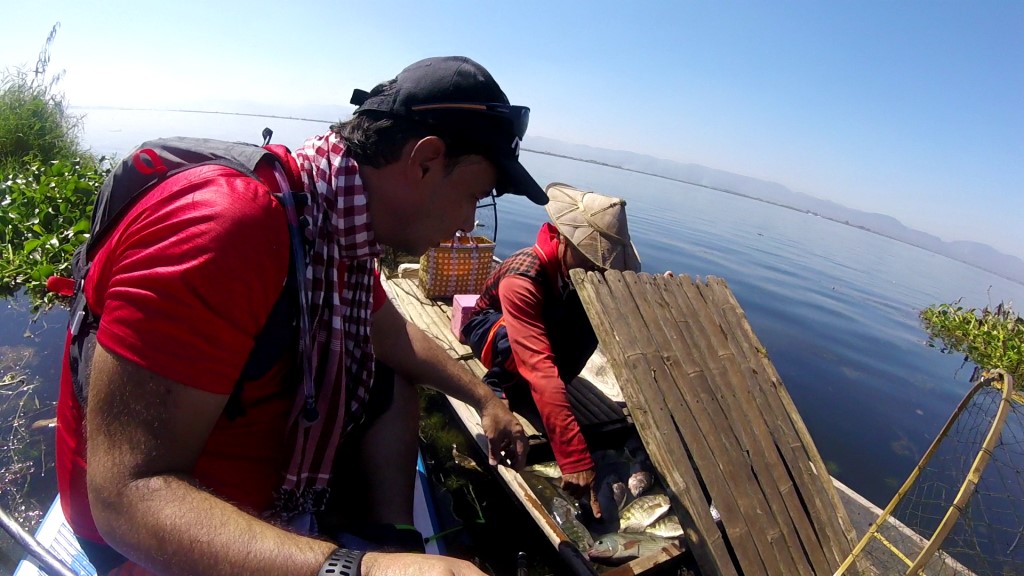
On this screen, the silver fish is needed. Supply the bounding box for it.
[521,471,580,516]
[619,493,671,533]
[628,470,653,497]
[644,514,683,538]
[587,532,676,564]
[525,461,562,479]
[552,497,594,549]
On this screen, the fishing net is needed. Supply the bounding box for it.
[837,371,1024,575]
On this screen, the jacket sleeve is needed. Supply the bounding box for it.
[498,276,594,474]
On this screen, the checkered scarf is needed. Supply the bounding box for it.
[275,130,380,518]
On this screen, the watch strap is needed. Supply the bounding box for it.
[318,548,364,576]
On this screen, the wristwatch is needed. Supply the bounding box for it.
[318,548,364,576]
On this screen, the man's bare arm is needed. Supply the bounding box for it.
[86,343,336,575]
[86,344,485,576]
[371,300,528,468]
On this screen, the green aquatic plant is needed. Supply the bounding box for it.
[1,156,106,306]
[920,300,1024,388]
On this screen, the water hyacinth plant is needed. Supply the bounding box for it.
[921,300,1024,389]
[0,157,105,304]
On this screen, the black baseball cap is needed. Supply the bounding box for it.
[350,56,547,205]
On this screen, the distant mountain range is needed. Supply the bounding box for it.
[524,136,1024,285]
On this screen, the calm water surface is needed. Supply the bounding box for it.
[513,152,1024,509]
[3,111,1022,571]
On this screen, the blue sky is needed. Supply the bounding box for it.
[3,1,1022,257]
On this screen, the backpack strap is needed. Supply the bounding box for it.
[223,190,309,419]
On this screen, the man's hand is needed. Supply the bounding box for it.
[371,302,528,470]
[361,552,486,575]
[478,395,528,469]
[562,468,602,519]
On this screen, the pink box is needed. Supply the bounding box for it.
[451,294,480,344]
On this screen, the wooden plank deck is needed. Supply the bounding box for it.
[571,270,867,576]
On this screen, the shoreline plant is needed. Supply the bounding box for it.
[1,23,106,308]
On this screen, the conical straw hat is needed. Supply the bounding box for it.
[545,182,641,272]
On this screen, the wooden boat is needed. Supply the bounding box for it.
[12,453,443,575]
[7,268,971,576]
[383,265,976,576]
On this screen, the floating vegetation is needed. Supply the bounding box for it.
[921,299,1024,388]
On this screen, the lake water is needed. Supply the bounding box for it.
[3,109,1022,572]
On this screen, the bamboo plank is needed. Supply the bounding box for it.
[629,272,812,576]
[602,271,779,574]
[692,279,834,554]
[573,270,738,576]
[700,277,861,571]
[659,274,824,575]
[674,275,826,574]
[572,270,871,576]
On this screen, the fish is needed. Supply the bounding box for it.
[521,471,580,517]
[628,470,653,497]
[587,532,676,564]
[619,493,671,533]
[29,417,57,431]
[552,497,594,549]
[451,444,483,473]
[644,514,683,538]
[524,461,562,479]
[611,482,628,511]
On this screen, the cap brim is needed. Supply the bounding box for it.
[495,157,547,205]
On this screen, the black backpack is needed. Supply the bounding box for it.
[66,134,305,419]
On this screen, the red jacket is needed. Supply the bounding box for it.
[471,224,597,474]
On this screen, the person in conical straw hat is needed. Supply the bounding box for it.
[462,182,656,521]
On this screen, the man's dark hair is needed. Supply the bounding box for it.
[332,80,487,172]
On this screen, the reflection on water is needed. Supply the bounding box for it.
[1,291,64,571]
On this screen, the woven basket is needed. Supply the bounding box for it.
[418,234,496,299]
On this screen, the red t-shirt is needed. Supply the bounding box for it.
[55,148,385,543]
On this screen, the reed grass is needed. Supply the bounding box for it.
[0,23,107,307]
[0,23,86,176]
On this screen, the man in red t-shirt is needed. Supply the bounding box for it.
[57,56,547,576]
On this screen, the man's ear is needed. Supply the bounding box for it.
[407,136,447,182]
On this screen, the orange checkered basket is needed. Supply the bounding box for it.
[418,234,496,299]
